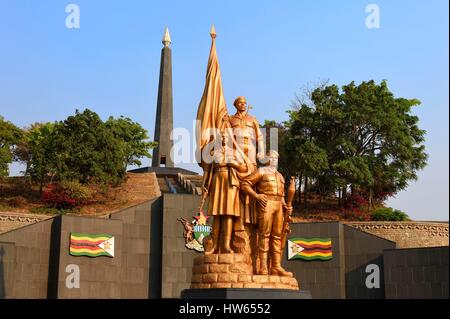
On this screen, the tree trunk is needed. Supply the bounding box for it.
[304,176,308,206]
[24,163,30,177]
[338,188,341,207]
[298,173,302,205]
[369,188,373,208]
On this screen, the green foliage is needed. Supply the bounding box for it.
[54,109,126,184]
[13,109,155,189]
[371,207,410,221]
[279,80,428,206]
[105,116,156,170]
[0,116,22,177]
[59,181,93,203]
[24,122,58,189]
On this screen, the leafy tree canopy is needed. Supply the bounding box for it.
[0,116,22,177]
[12,109,155,187]
[272,80,427,206]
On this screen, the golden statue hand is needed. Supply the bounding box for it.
[284,205,293,216]
[282,205,293,232]
[257,194,268,209]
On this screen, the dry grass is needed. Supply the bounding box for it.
[291,193,372,222]
[0,173,159,217]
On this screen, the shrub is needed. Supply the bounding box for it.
[60,181,93,203]
[342,208,371,221]
[42,181,93,208]
[343,193,369,210]
[371,207,410,221]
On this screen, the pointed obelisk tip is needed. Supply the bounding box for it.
[162,27,171,47]
[210,24,216,39]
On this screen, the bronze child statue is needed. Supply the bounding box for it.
[241,150,293,276]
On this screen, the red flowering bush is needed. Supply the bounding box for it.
[42,181,93,208]
[343,193,368,210]
[341,193,370,221]
[372,191,395,203]
[342,208,370,221]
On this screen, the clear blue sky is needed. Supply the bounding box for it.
[0,0,448,221]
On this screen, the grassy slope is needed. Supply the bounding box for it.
[0,173,158,217]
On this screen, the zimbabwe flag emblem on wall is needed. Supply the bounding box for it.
[70,232,115,258]
[288,238,332,261]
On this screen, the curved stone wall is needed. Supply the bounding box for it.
[345,221,449,248]
[0,212,51,234]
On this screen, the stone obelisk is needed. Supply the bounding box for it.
[152,27,174,167]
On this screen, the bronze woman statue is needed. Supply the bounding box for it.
[203,128,246,253]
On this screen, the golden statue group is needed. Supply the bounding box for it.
[192,26,299,290]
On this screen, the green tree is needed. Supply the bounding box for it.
[337,80,427,205]
[105,116,156,172]
[285,93,333,204]
[17,110,155,192]
[0,116,22,177]
[54,109,125,184]
[371,207,410,221]
[25,122,58,193]
[284,80,427,208]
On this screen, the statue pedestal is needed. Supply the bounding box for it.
[181,288,312,299]
[189,253,300,290]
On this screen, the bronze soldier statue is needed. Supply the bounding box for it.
[229,96,264,230]
[229,96,264,168]
[241,150,293,276]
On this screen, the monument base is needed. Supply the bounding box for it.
[191,253,300,290]
[181,288,312,299]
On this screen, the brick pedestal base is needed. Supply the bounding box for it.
[190,253,299,290]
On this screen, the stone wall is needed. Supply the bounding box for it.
[56,199,162,299]
[110,199,162,298]
[161,193,204,298]
[344,225,396,298]
[56,215,124,298]
[346,221,449,248]
[0,218,56,298]
[384,246,449,298]
[0,198,163,299]
[0,242,15,298]
[0,212,51,234]
[283,222,397,299]
[282,222,346,298]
